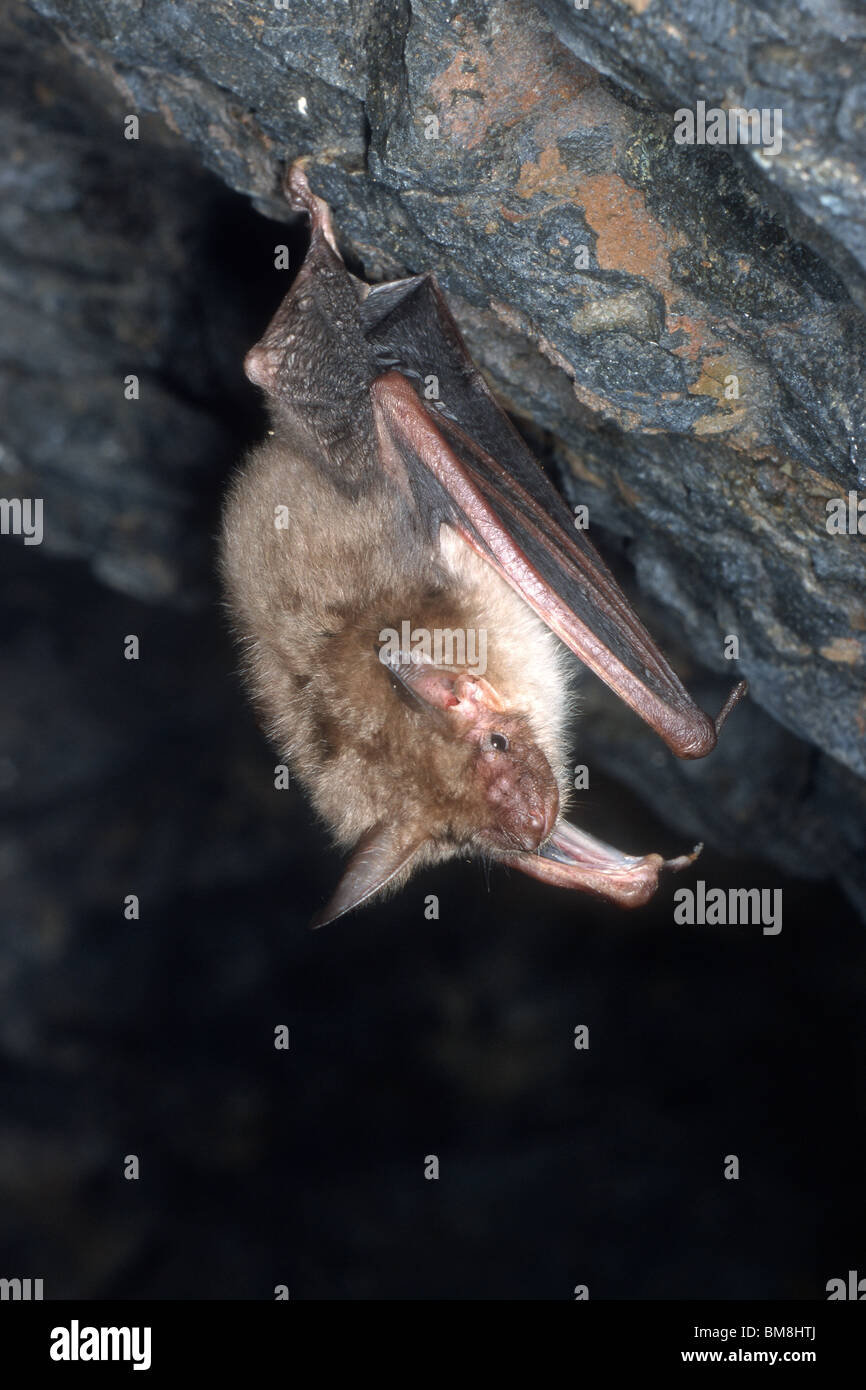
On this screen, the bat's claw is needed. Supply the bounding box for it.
[663,842,703,873]
[283,157,312,206]
[284,159,340,255]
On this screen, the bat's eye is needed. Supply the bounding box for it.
[487,732,509,752]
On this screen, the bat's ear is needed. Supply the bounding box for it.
[311,823,424,928]
[378,647,507,719]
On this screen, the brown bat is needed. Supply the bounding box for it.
[221,163,746,927]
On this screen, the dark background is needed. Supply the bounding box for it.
[1,1,864,1299]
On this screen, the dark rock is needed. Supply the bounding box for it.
[2,0,865,1300]
[0,2,281,603]
[23,0,866,791]
[538,0,866,309]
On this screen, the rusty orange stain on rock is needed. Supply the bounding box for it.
[693,406,750,436]
[668,313,720,362]
[819,637,862,665]
[688,353,753,402]
[516,146,573,201]
[546,167,728,379]
[577,173,680,290]
[424,15,776,456]
[516,161,682,297]
[430,21,593,149]
[686,347,772,443]
[498,202,534,224]
[512,151,754,433]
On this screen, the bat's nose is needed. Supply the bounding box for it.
[510,819,543,854]
[513,793,558,852]
[515,826,544,853]
[511,758,560,850]
[481,745,559,852]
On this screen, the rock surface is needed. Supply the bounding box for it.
[12,0,866,909]
[540,0,866,308]
[1,0,865,1302]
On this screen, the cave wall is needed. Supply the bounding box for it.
[6,0,865,912]
[2,0,865,1303]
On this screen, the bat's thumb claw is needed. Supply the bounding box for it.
[663,842,703,873]
[714,679,748,735]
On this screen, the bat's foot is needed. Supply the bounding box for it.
[284,159,339,255]
[518,821,703,907]
[283,157,312,205]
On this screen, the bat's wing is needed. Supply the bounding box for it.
[260,165,744,759]
[361,274,745,759]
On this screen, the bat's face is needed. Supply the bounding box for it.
[468,716,559,854]
[295,635,568,926]
[392,666,560,856]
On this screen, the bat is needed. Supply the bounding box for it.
[221,162,746,927]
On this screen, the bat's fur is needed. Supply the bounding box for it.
[221,432,576,899]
